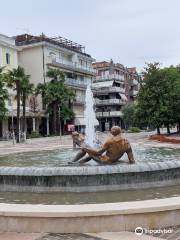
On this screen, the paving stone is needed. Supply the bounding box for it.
[146,226,180,240]
[0,232,45,240]
[38,233,104,240]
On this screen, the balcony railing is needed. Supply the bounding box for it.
[95,86,125,94]
[95,99,125,105]
[50,58,96,75]
[65,78,89,88]
[96,111,123,117]
[95,74,124,82]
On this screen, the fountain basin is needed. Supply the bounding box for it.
[0,197,180,233]
[0,145,179,192]
[0,160,180,192]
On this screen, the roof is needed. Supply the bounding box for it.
[0,34,19,50]
[14,34,91,57]
[93,61,125,70]
[92,61,110,68]
[128,67,137,73]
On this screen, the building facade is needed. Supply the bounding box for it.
[92,60,140,131]
[15,34,95,135]
[0,34,19,139]
[0,33,95,138]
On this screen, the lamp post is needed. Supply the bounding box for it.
[46,113,49,136]
[59,106,62,143]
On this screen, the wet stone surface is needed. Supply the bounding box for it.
[38,233,103,240]
[145,225,180,239]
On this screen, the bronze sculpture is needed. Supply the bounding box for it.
[72,131,85,148]
[71,126,135,164]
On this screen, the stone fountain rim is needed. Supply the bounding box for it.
[0,160,180,176]
[0,197,180,233]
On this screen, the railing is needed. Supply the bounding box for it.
[65,78,88,88]
[96,111,123,117]
[95,86,125,94]
[110,111,123,116]
[50,58,96,75]
[95,74,124,81]
[0,131,25,142]
[95,99,125,105]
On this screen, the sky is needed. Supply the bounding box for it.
[0,0,180,71]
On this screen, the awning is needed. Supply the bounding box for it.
[92,80,114,88]
[74,118,99,126]
[74,117,85,126]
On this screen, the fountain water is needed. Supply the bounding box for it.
[84,84,97,147]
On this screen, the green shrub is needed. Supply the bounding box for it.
[27,131,42,138]
[128,127,141,133]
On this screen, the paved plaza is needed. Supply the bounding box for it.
[0,131,179,157]
[0,232,164,240]
[1,229,180,240]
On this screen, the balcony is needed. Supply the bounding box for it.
[73,96,85,105]
[49,58,96,75]
[95,86,125,94]
[95,99,125,105]
[65,78,88,89]
[96,111,123,118]
[95,74,124,82]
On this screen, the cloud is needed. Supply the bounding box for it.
[0,0,180,71]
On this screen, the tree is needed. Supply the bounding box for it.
[136,63,164,134]
[160,66,180,133]
[36,69,75,135]
[20,74,34,137]
[122,102,136,129]
[5,66,29,142]
[136,63,180,134]
[174,67,180,132]
[0,68,8,120]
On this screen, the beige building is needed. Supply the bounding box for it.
[16,34,95,135]
[0,34,19,139]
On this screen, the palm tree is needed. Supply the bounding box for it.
[36,69,75,135]
[21,75,34,139]
[5,66,28,142]
[46,69,65,135]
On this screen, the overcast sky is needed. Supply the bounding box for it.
[0,0,180,71]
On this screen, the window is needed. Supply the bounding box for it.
[79,59,83,66]
[49,52,56,61]
[6,53,10,64]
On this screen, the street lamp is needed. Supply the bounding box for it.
[59,106,62,143]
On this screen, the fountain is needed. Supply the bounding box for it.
[84,84,97,147]
[0,84,179,202]
[0,85,180,234]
